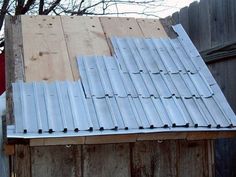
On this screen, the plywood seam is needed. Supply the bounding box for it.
[59,16,76,80]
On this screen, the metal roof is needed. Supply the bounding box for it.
[7,24,236,138]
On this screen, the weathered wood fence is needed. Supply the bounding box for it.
[170,0,236,52]
[165,0,236,177]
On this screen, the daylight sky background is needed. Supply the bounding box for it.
[108,0,199,18]
[158,0,198,17]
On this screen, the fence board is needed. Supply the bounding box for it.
[188,1,200,50]
[179,7,189,35]
[131,141,177,177]
[178,140,209,177]
[172,12,179,25]
[31,145,81,177]
[14,145,31,177]
[83,144,130,177]
[198,0,211,51]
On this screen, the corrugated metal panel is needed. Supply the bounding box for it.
[9,79,236,136]
[7,24,236,138]
[78,57,213,98]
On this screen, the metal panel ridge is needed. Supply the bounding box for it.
[8,25,236,138]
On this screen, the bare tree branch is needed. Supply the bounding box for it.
[0,0,174,51]
[21,0,36,14]
[15,0,25,15]
[43,0,61,15]
[39,0,44,14]
[0,0,10,30]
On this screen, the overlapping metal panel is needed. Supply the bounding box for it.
[7,24,236,138]
[10,80,236,136]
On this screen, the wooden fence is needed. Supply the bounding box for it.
[166,0,236,177]
[170,0,236,52]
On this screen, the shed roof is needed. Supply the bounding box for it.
[7,25,236,139]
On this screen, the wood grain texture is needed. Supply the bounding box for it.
[172,11,179,25]
[165,0,236,53]
[5,16,25,124]
[179,7,189,35]
[83,144,130,177]
[100,17,144,54]
[100,17,143,37]
[178,140,209,177]
[208,58,236,177]
[61,16,110,79]
[131,140,211,177]
[188,1,200,50]
[31,145,82,177]
[131,141,177,177]
[198,0,211,51]
[21,15,73,81]
[136,18,168,38]
[14,145,31,177]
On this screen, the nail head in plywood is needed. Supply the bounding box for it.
[100,17,144,37]
[136,18,168,38]
[21,15,74,81]
[61,16,110,80]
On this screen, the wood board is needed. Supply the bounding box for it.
[21,15,73,81]
[61,16,110,79]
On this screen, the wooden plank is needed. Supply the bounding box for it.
[198,0,211,51]
[30,137,85,146]
[83,143,130,177]
[188,1,200,50]
[137,132,188,141]
[85,134,137,144]
[0,114,9,177]
[208,58,236,177]
[31,145,81,177]
[21,15,73,81]
[5,16,25,124]
[172,11,179,25]
[61,16,110,80]
[209,0,226,48]
[136,18,168,38]
[160,16,178,39]
[131,140,177,177]
[14,145,31,177]
[26,131,236,146]
[177,140,210,177]
[208,140,215,177]
[4,144,14,155]
[100,17,143,37]
[215,138,236,177]
[179,7,189,35]
[100,17,144,52]
[226,0,234,43]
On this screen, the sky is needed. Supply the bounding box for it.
[157,0,198,17]
[107,0,199,18]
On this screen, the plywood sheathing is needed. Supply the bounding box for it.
[20,15,168,82]
[61,16,110,80]
[21,16,73,81]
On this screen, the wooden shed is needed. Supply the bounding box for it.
[4,15,236,177]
